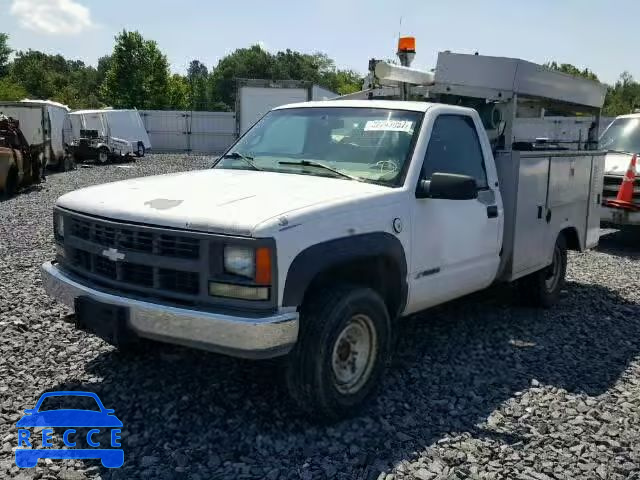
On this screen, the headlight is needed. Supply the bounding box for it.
[224,246,255,279]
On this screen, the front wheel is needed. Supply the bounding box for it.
[518,234,567,308]
[285,284,391,420]
[136,142,145,158]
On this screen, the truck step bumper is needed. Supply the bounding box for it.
[41,261,299,359]
[601,206,640,227]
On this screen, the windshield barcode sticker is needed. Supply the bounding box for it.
[364,120,414,133]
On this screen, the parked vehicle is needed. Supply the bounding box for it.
[41,46,605,419]
[599,113,640,227]
[69,109,151,163]
[0,100,73,172]
[0,115,41,198]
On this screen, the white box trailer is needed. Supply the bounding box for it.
[70,109,151,158]
[0,99,72,171]
[235,79,337,136]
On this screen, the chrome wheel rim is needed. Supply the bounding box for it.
[545,245,561,291]
[98,152,108,163]
[331,314,377,394]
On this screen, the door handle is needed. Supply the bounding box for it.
[487,205,498,218]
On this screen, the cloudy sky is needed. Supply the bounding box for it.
[1,0,638,84]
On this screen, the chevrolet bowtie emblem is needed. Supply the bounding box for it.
[102,248,125,262]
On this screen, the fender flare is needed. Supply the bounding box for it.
[282,232,408,310]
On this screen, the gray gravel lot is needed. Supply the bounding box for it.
[1,154,639,480]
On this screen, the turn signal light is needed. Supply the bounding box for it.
[255,247,272,285]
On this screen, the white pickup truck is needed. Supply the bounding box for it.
[42,99,603,418]
[599,113,640,227]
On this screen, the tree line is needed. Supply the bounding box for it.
[0,30,362,111]
[0,30,639,116]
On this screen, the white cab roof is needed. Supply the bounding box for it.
[274,99,434,112]
[614,113,640,120]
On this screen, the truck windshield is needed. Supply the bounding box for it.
[600,117,640,154]
[215,107,422,186]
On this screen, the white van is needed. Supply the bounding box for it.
[70,109,151,160]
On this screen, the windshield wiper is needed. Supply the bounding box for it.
[220,152,263,171]
[278,160,361,181]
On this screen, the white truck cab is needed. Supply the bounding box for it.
[41,52,606,419]
[599,113,640,227]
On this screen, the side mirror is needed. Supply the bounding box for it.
[416,172,478,200]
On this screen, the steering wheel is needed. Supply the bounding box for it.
[372,159,398,174]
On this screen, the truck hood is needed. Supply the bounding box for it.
[604,152,639,176]
[57,169,390,236]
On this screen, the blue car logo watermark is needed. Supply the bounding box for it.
[16,391,123,468]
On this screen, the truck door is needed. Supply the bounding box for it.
[408,113,502,313]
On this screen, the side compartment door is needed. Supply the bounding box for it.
[407,113,502,313]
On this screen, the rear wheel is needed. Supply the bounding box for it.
[285,284,391,420]
[97,147,110,164]
[518,234,567,308]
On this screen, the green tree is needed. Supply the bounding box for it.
[102,30,170,109]
[544,61,599,82]
[9,50,103,107]
[10,50,67,99]
[603,72,640,116]
[271,49,322,83]
[167,74,190,110]
[187,60,209,110]
[208,44,275,108]
[0,77,27,101]
[0,33,11,77]
[208,45,362,109]
[96,55,112,87]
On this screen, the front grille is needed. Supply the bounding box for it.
[159,269,199,295]
[63,213,204,302]
[603,175,640,202]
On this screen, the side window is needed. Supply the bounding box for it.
[421,115,488,189]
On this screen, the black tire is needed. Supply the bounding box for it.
[2,166,18,199]
[136,142,145,158]
[285,284,391,421]
[518,234,567,308]
[97,147,110,165]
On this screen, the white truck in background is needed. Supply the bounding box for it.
[69,109,151,163]
[235,79,337,136]
[0,99,74,172]
[41,46,605,419]
[598,113,640,227]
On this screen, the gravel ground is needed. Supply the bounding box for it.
[1,154,639,480]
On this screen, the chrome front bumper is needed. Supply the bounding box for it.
[41,261,299,359]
